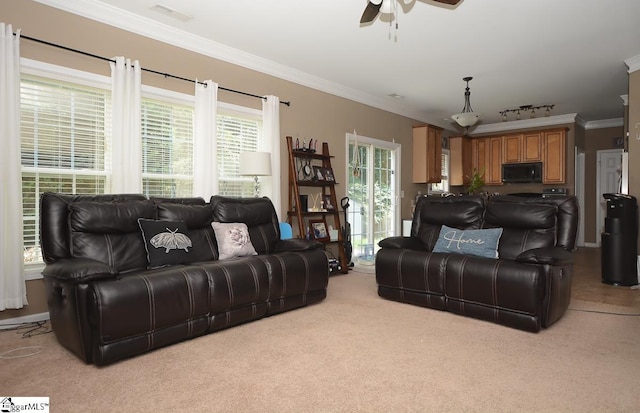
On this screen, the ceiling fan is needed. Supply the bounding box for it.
[360,0,462,24]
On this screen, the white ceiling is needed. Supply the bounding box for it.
[38,0,640,130]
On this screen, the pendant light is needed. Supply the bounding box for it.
[451,76,481,128]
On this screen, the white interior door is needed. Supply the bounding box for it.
[596,149,623,245]
[346,133,400,266]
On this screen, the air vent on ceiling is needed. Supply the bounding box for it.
[150,4,193,22]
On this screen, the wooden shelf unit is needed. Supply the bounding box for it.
[286,136,349,274]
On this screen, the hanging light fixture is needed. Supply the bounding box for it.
[498,104,555,122]
[451,76,481,128]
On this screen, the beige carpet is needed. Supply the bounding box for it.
[1,272,639,413]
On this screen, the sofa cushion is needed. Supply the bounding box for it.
[68,200,154,272]
[138,219,193,268]
[432,225,503,259]
[485,202,557,260]
[413,196,485,250]
[210,196,280,254]
[211,222,258,260]
[157,203,218,262]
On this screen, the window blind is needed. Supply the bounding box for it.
[20,74,110,264]
[216,112,261,197]
[141,98,193,197]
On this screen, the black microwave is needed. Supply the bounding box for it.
[502,162,543,183]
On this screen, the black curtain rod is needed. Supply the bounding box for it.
[19,33,291,107]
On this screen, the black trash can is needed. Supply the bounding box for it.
[601,193,638,286]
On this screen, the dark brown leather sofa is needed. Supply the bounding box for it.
[375,195,579,332]
[40,193,328,365]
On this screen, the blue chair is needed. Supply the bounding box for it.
[279,222,293,240]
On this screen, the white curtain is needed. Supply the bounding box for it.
[262,95,281,219]
[0,23,27,310]
[193,80,218,199]
[110,56,142,193]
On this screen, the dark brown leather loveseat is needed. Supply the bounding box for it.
[375,195,579,332]
[40,193,329,365]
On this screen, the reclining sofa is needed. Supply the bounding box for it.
[40,193,329,365]
[375,195,578,332]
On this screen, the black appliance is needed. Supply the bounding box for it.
[502,162,543,183]
[601,193,638,286]
[542,187,568,198]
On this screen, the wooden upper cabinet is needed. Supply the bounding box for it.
[503,134,523,163]
[522,132,543,162]
[472,136,502,185]
[412,124,442,183]
[502,132,542,163]
[449,136,472,186]
[543,129,566,184]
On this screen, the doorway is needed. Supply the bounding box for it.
[575,148,585,247]
[346,133,401,267]
[596,149,623,246]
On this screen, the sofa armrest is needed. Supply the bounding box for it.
[273,238,324,253]
[515,247,574,266]
[42,258,118,284]
[378,236,426,251]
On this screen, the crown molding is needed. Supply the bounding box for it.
[626,54,640,73]
[468,113,578,135]
[33,0,433,123]
[583,118,624,130]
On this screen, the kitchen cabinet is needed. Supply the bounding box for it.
[473,136,502,185]
[502,132,543,163]
[449,136,472,186]
[542,128,566,184]
[522,132,543,162]
[412,124,443,183]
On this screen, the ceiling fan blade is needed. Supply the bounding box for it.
[360,1,383,23]
[432,0,462,5]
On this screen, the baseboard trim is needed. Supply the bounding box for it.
[0,312,50,330]
[583,242,599,248]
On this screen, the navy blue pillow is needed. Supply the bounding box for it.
[432,225,503,259]
[138,219,193,268]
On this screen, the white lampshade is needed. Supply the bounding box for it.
[239,152,272,176]
[452,112,482,128]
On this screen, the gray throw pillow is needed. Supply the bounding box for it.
[432,225,503,259]
[211,222,258,260]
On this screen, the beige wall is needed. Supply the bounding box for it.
[1,1,428,320]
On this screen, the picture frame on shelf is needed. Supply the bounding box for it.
[309,218,330,241]
[313,166,325,181]
[322,195,335,211]
[323,167,335,182]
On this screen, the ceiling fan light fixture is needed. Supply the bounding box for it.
[452,76,481,128]
[379,0,395,15]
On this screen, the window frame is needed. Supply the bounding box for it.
[430,148,450,194]
[216,102,263,197]
[20,59,113,279]
[140,85,196,198]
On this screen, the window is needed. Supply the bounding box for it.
[21,74,111,265]
[141,96,194,197]
[216,106,262,197]
[431,149,450,193]
[19,62,264,268]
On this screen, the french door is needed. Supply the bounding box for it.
[346,133,401,265]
